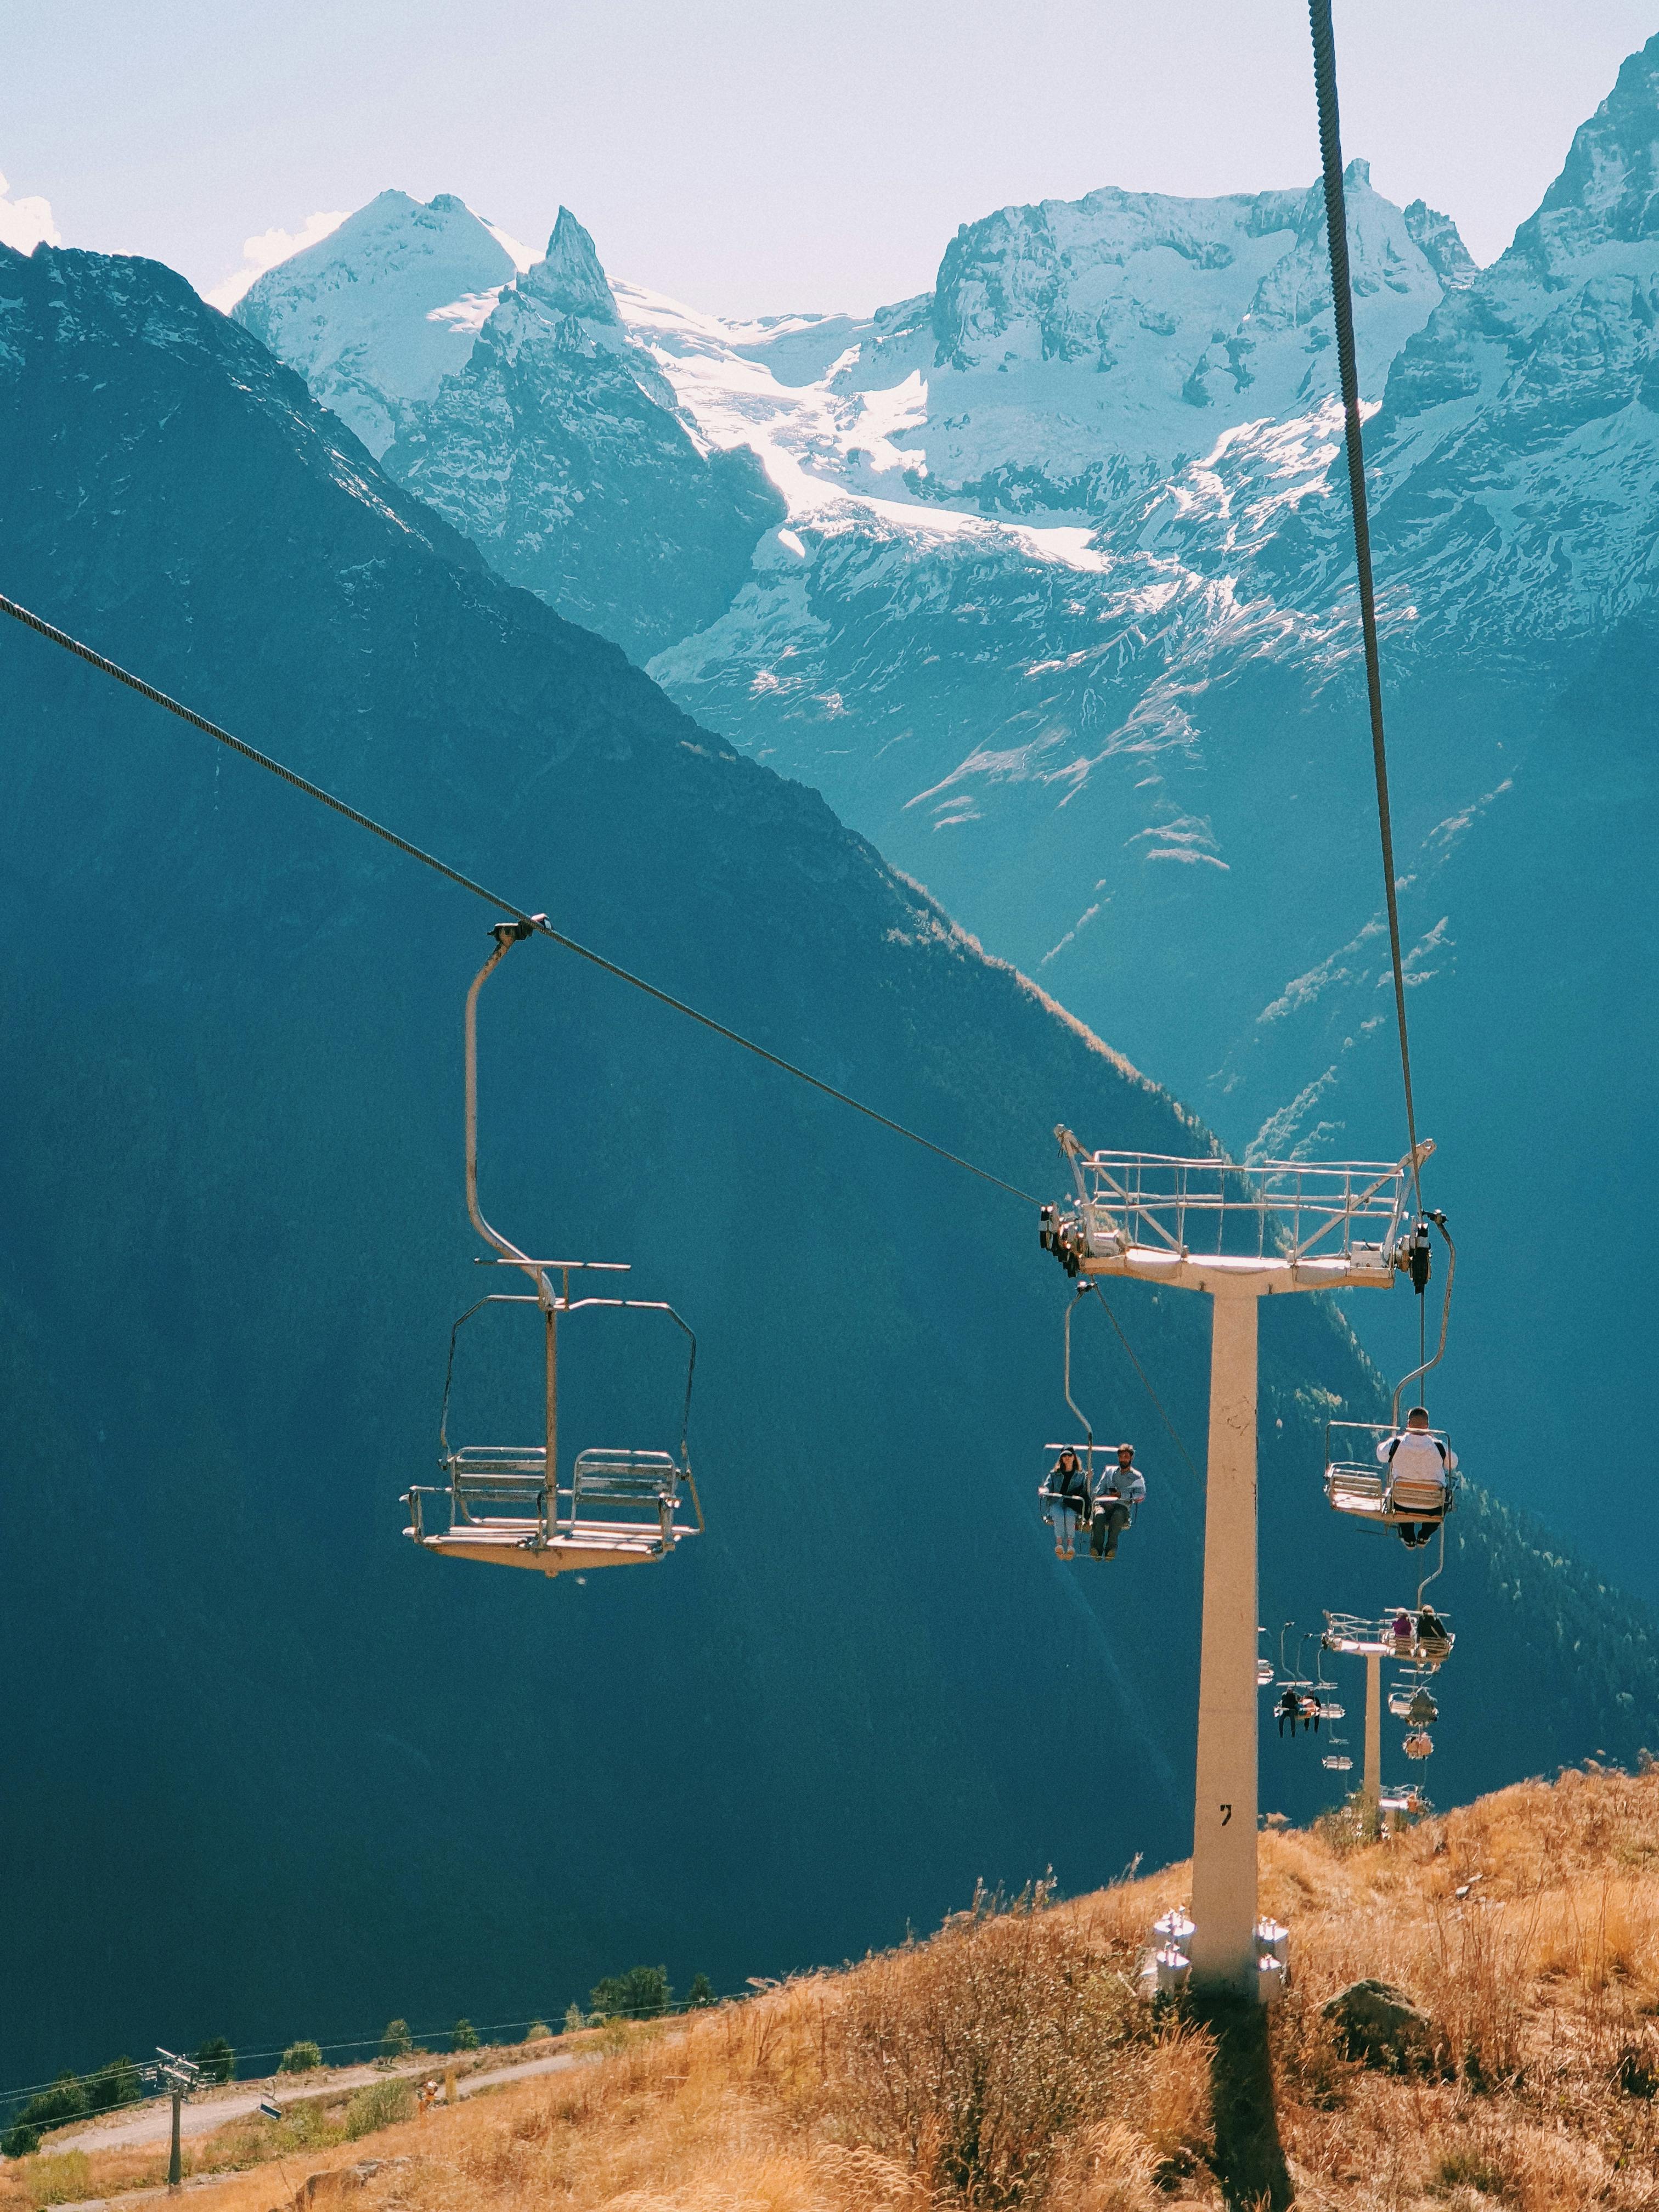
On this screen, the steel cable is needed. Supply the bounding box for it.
[1307,0,1425,1212]
[1087,1283,1200,1483]
[0,588,1036,1206]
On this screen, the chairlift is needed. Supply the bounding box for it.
[1379,1784,1428,1817]
[1322,1752,1353,1772]
[1325,1605,1454,1668]
[1273,1625,1323,1737]
[1037,1289,1141,1554]
[1310,1638,1345,1723]
[402,922,703,1577]
[1256,1626,1275,1688]
[1324,1212,1459,1531]
[1403,1730,1435,1761]
[1323,1418,1459,1530]
[1389,1678,1437,1726]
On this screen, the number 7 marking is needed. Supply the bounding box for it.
[1220,1803,1232,1826]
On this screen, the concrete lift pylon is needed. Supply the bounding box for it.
[1040,1135,1431,1995]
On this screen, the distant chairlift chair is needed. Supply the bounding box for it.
[402,921,703,1577]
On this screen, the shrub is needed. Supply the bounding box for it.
[379,2020,412,2061]
[589,1966,671,2022]
[343,2078,415,2140]
[23,2149,90,2207]
[562,2005,586,2034]
[452,2019,479,2052]
[3,2073,87,2154]
[523,2021,551,2042]
[686,1973,715,2009]
[831,1883,1139,2209]
[278,2041,323,2074]
[192,2040,234,2087]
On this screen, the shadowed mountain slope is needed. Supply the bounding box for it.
[1,239,1653,2090]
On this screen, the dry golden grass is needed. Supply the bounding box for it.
[11,1769,1658,2212]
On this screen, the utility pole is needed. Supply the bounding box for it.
[154,2050,201,2191]
[1042,1138,1425,1995]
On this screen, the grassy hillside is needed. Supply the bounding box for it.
[27,1764,1646,2212]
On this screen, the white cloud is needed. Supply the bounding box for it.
[0,172,61,255]
[205,210,349,312]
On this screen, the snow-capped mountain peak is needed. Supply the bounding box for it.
[233,189,524,454]
[1522,32,1659,265]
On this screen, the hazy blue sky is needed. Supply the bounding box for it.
[4,1,1656,315]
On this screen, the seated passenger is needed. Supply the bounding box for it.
[1417,1605,1449,1650]
[1041,1447,1089,1560]
[1277,1686,1300,1739]
[1376,1407,1458,1548]
[1089,1441,1147,1561]
[1392,1609,1415,1649]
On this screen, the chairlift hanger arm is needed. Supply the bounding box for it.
[1063,1288,1094,1470]
[1391,1213,1455,1426]
[464,923,546,1291]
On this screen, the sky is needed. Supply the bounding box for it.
[3,1,1657,317]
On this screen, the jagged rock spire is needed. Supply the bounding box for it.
[521,206,618,324]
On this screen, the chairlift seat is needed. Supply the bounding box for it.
[1323,1420,1459,1529]
[405,1444,697,1578]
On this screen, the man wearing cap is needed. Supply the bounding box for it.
[1089,1441,1146,1560]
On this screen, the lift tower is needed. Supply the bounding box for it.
[1040,1137,1427,1995]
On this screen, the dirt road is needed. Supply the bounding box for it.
[50,2046,578,2157]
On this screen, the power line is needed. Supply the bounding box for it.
[0,589,1036,1209]
[1307,0,1425,1215]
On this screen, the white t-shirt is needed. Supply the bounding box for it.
[1376,1429,1458,1485]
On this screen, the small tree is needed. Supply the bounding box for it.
[278,2041,323,2075]
[2,2125,40,2159]
[523,2021,550,2042]
[87,2055,144,2109]
[686,1973,715,2010]
[451,2019,479,2052]
[380,2019,412,2061]
[589,1966,671,2023]
[193,2040,235,2087]
[562,2004,586,2034]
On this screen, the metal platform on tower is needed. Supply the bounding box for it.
[1040,1133,1430,1295]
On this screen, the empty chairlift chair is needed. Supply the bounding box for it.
[402,921,703,1578]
